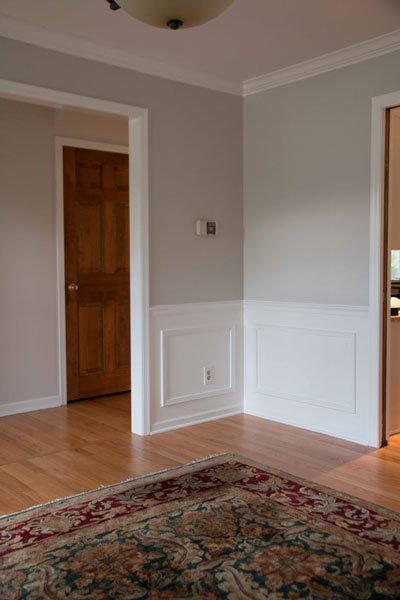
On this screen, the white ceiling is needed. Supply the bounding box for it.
[1,0,400,94]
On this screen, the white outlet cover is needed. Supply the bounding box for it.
[203,366,216,385]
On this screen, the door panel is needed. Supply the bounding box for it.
[116,302,131,369]
[78,303,104,374]
[78,201,102,271]
[64,146,130,401]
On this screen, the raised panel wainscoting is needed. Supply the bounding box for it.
[149,301,243,433]
[1,298,380,447]
[244,301,374,446]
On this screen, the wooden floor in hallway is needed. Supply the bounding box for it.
[0,392,399,515]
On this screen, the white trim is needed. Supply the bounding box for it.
[245,300,373,445]
[150,404,243,434]
[244,407,370,447]
[150,300,243,433]
[243,29,400,96]
[0,15,241,96]
[130,113,150,434]
[160,326,235,406]
[56,137,128,155]
[370,89,400,447]
[54,137,129,407]
[254,325,357,414]
[55,139,67,406]
[0,396,62,417]
[0,79,150,435]
[2,16,400,98]
[0,79,146,118]
[244,299,368,316]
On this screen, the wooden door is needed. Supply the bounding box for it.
[63,146,130,401]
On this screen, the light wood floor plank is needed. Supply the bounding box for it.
[0,393,399,515]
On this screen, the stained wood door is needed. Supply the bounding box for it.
[63,146,130,401]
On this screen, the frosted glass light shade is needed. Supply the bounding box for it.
[117,0,234,29]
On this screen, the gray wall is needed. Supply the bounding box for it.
[0,100,59,403]
[55,109,129,146]
[244,50,400,305]
[3,33,400,411]
[0,37,244,307]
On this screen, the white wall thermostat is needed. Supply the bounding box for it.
[196,219,218,236]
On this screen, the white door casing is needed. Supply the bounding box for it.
[370,89,400,446]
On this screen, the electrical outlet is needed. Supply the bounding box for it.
[203,366,215,385]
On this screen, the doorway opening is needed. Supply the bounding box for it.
[0,79,149,435]
[369,89,400,448]
[382,105,400,445]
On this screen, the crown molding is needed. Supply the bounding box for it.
[0,15,242,96]
[243,28,400,96]
[2,15,400,98]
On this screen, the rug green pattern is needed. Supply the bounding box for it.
[1,454,400,598]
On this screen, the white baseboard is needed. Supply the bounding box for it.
[244,407,369,446]
[151,403,243,434]
[150,301,243,433]
[0,395,62,417]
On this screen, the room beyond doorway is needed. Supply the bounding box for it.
[385,106,400,443]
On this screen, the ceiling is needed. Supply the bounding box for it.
[1,0,400,94]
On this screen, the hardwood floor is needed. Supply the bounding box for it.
[1,393,400,515]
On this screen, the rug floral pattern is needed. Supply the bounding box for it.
[1,455,400,598]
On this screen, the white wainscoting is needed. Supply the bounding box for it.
[244,301,374,445]
[150,301,243,433]
[0,395,62,417]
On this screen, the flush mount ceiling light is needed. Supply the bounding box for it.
[106,0,234,30]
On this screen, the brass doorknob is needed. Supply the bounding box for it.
[67,283,79,292]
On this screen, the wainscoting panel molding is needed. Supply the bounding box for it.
[255,325,356,413]
[161,326,235,407]
[150,301,243,433]
[244,301,372,445]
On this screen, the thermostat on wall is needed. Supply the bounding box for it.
[196,219,218,236]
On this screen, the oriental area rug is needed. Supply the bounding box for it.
[1,454,400,599]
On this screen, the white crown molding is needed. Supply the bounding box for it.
[1,15,400,98]
[0,15,242,96]
[243,28,400,96]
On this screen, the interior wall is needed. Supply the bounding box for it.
[0,99,59,405]
[244,50,400,305]
[0,37,243,415]
[54,109,129,145]
[244,51,400,446]
[0,36,244,307]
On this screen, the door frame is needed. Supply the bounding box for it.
[370,89,400,446]
[0,78,150,435]
[55,137,130,404]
